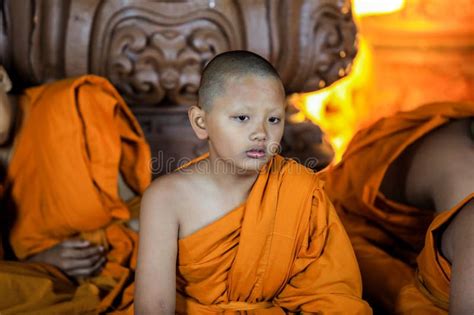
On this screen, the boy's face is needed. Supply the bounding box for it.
[204,74,286,173]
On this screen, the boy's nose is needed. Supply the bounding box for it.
[250,123,267,142]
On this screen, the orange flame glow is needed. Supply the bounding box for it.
[291,1,405,164]
[289,39,374,162]
[353,0,405,16]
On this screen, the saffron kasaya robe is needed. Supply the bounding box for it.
[176,154,372,314]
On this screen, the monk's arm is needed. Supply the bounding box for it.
[440,200,474,315]
[274,189,372,314]
[135,179,178,315]
[27,239,106,277]
[404,118,474,314]
[433,144,474,315]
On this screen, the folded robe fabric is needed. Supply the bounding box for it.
[175,154,372,314]
[322,102,474,313]
[0,75,151,314]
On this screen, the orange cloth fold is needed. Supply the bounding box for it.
[176,155,372,314]
[1,75,150,313]
[322,102,474,313]
[0,260,101,315]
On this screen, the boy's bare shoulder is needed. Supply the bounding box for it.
[141,167,204,216]
[144,171,188,203]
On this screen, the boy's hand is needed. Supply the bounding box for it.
[27,239,106,278]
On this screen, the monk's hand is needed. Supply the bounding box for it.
[27,239,107,278]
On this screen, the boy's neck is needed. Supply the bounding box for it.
[202,153,261,192]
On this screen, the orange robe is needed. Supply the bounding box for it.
[176,155,372,314]
[0,75,151,314]
[322,102,474,313]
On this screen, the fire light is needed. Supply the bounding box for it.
[353,0,405,16]
[291,1,406,164]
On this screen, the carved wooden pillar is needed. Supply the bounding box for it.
[0,0,357,173]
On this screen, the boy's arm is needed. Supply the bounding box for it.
[135,179,179,315]
[273,188,372,314]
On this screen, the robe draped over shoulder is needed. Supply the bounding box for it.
[176,155,372,314]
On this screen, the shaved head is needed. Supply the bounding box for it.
[198,50,283,111]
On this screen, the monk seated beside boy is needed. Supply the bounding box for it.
[323,102,474,314]
[0,69,151,314]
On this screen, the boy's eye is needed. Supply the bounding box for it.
[232,115,249,122]
[269,117,281,124]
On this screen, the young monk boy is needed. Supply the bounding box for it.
[135,50,372,314]
[322,102,474,314]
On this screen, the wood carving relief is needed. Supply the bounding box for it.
[275,0,357,92]
[92,4,243,107]
[305,1,357,90]
[1,0,356,103]
[106,22,228,106]
[0,0,357,173]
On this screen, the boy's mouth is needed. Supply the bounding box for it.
[246,148,266,159]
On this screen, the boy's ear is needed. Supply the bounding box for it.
[188,105,208,140]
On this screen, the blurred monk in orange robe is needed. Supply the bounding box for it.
[0,74,151,314]
[323,102,474,314]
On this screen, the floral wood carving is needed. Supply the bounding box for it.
[0,0,357,171]
[304,1,357,91]
[275,0,357,93]
[1,0,357,106]
[93,5,242,107]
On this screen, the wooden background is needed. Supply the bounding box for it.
[0,0,357,174]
